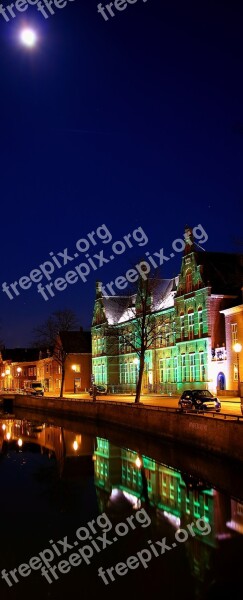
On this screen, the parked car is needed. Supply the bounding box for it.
[89,385,107,396]
[24,382,44,397]
[178,389,221,412]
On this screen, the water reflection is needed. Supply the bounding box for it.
[0,415,243,599]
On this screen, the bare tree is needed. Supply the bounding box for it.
[33,309,79,398]
[104,274,176,403]
[33,309,78,347]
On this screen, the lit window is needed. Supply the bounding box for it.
[199,352,205,381]
[174,357,178,382]
[166,357,171,382]
[180,313,185,341]
[231,323,238,346]
[188,310,194,340]
[186,270,192,293]
[198,308,203,337]
[189,354,196,381]
[181,355,186,381]
[159,358,166,383]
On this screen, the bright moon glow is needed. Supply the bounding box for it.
[20,28,37,47]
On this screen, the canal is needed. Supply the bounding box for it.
[0,408,243,600]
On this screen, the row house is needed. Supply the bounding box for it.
[0,330,92,394]
[92,227,243,394]
[220,304,243,394]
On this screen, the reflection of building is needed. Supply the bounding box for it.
[94,438,228,537]
[226,500,243,534]
[92,228,243,394]
[0,419,95,477]
[94,437,233,591]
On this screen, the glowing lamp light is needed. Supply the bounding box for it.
[73,440,78,451]
[20,28,37,48]
[17,367,22,373]
[71,365,77,372]
[1,373,5,378]
[6,432,11,440]
[5,369,10,375]
[2,424,6,431]
[233,343,242,354]
[17,439,23,447]
[135,456,142,469]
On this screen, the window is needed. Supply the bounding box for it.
[199,352,205,381]
[181,355,186,381]
[97,337,105,354]
[198,308,203,337]
[166,331,170,347]
[120,363,129,384]
[174,357,178,382]
[186,270,192,293]
[189,354,196,382]
[119,336,125,353]
[231,323,238,346]
[129,362,137,384]
[166,357,171,382]
[234,364,238,382]
[159,358,166,383]
[188,310,194,340]
[94,364,106,384]
[157,326,163,347]
[180,313,185,341]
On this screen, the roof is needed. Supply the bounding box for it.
[59,331,91,353]
[101,278,178,324]
[196,251,243,295]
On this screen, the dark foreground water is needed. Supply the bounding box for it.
[0,409,243,600]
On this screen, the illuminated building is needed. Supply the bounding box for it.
[92,227,243,394]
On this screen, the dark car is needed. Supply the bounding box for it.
[89,385,107,396]
[178,389,221,412]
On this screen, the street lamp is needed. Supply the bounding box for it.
[233,343,242,397]
[17,367,22,392]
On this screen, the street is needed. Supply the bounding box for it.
[43,391,242,417]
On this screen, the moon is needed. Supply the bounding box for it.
[20,28,37,48]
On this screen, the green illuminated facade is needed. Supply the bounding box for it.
[92,229,242,393]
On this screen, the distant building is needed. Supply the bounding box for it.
[0,330,92,394]
[92,228,243,394]
[220,304,243,393]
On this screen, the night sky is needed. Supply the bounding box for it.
[0,0,242,346]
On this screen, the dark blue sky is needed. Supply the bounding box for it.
[0,0,242,346]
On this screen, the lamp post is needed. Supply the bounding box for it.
[16,367,22,392]
[233,343,242,397]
